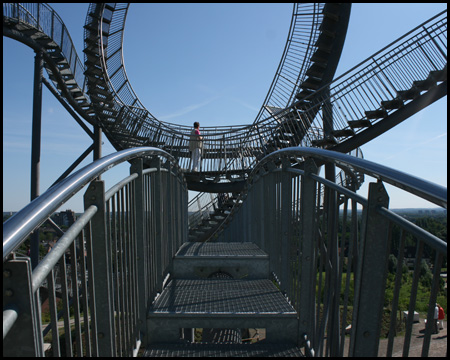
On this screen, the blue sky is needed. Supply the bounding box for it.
[3,3,447,212]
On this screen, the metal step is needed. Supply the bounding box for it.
[365,108,388,119]
[311,136,338,147]
[331,128,355,138]
[143,342,304,357]
[301,76,322,91]
[413,78,436,91]
[173,242,269,279]
[397,87,421,101]
[147,279,298,344]
[380,98,404,110]
[348,119,372,129]
[429,66,447,82]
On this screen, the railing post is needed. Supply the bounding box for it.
[84,180,115,356]
[165,161,173,268]
[130,158,148,347]
[298,158,318,349]
[350,181,390,357]
[280,158,292,291]
[3,258,43,357]
[151,157,163,293]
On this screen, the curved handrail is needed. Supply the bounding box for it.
[210,147,446,357]
[209,146,446,242]
[268,147,447,208]
[3,147,183,261]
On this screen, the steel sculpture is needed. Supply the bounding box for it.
[2,3,448,356]
[83,4,356,191]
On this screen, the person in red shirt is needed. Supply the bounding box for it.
[438,304,445,330]
[189,122,203,171]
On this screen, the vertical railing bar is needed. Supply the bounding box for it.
[130,180,141,346]
[402,240,424,356]
[128,180,136,350]
[122,184,129,355]
[330,185,341,357]
[130,177,140,343]
[386,227,406,356]
[118,190,125,356]
[338,195,349,357]
[315,183,325,356]
[119,187,126,355]
[84,221,98,356]
[59,254,73,356]
[124,183,131,354]
[111,196,121,356]
[122,185,130,355]
[348,198,368,357]
[47,268,61,357]
[340,196,358,356]
[421,252,444,357]
[149,172,155,298]
[69,239,83,356]
[78,230,92,357]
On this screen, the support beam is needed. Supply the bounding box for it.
[42,77,94,139]
[50,144,95,188]
[30,50,43,270]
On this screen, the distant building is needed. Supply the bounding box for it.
[51,210,76,227]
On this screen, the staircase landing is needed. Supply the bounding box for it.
[172,242,269,279]
[143,342,304,357]
[146,242,302,355]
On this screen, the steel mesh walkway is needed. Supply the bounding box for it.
[149,279,296,316]
[175,242,268,258]
[144,342,304,357]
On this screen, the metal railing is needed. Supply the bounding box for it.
[85,5,446,183]
[82,3,340,177]
[262,10,447,152]
[213,147,447,357]
[3,147,188,357]
[188,192,218,230]
[3,2,87,98]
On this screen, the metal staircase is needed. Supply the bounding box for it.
[144,242,304,356]
[80,3,354,186]
[3,3,95,124]
[188,193,240,242]
[2,4,448,357]
[2,146,447,357]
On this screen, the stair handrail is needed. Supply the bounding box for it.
[295,9,447,106]
[3,147,181,262]
[275,10,448,148]
[3,3,87,96]
[212,146,446,356]
[188,191,218,229]
[273,147,446,207]
[210,146,447,242]
[3,2,93,123]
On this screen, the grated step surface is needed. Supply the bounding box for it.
[143,342,304,357]
[176,242,268,258]
[149,279,295,316]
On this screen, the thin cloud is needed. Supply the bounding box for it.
[231,97,260,113]
[384,132,447,160]
[159,96,219,120]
